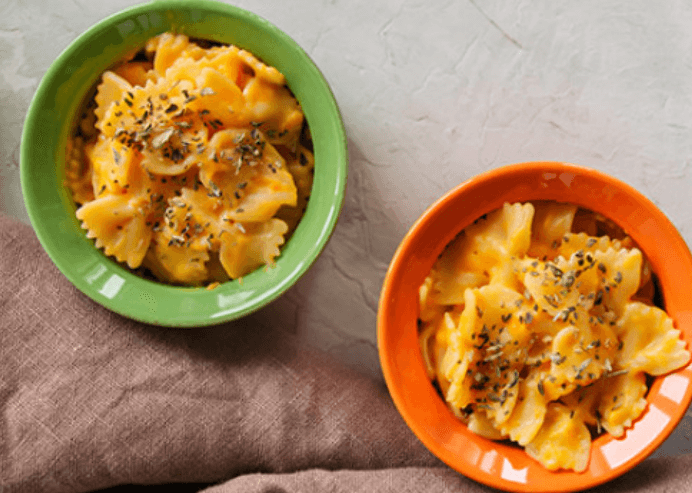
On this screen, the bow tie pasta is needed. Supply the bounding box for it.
[418,201,690,472]
[65,33,314,286]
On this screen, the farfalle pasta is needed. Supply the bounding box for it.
[418,201,691,472]
[66,33,314,285]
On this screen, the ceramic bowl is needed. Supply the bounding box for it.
[377,162,692,492]
[20,0,347,327]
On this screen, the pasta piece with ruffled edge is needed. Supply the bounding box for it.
[597,371,649,438]
[76,141,174,251]
[155,42,245,111]
[98,76,212,177]
[217,218,289,279]
[198,128,297,224]
[112,60,155,88]
[177,39,215,63]
[94,71,133,123]
[520,253,601,320]
[441,309,476,411]
[594,248,643,318]
[86,134,139,196]
[159,44,250,133]
[143,240,211,286]
[147,175,230,286]
[147,184,287,284]
[499,373,549,446]
[139,121,209,177]
[75,136,158,269]
[151,33,192,76]
[556,232,624,259]
[520,244,640,325]
[427,233,488,306]
[528,383,599,472]
[560,377,607,429]
[242,77,303,149]
[445,285,532,426]
[559,235,643,314]
[527,201,578,260]
[615,302,690,376]
[239,52,303,149]
[525,402,591,472]
[163,43,244,87]
[155,186,223,250]
[144,179,268,285]
[428,202,534,305]
[76,193,152,269]
[541,320,618,401]
[186,65,247,128]
[160,33,303,148]
[518,309,569,371]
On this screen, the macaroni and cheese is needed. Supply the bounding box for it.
[66,33,314,285]
[418,201,690,472]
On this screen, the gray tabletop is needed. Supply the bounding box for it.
[2,0,691,460]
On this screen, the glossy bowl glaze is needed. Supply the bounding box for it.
[378,162,692,492]
[21,0,347,327]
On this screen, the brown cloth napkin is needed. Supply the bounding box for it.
[0,212,690,493]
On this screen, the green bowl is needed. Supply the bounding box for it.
[20,0,347,327]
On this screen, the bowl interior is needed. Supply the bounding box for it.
[378,162,692,492]
[21,0,347,326]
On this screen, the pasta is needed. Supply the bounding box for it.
[418,201,691,472]
[66,33,314,285]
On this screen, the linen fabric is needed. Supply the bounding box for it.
[0,214,690,493]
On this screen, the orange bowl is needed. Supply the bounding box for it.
[377,162,692,492]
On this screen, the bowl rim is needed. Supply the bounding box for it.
[20,0,348,327]
[377,161,692,492]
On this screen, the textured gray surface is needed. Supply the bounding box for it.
[2,0,692,460]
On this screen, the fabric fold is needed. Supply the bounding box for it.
[1,212,691,493]
[0,214,437,493]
